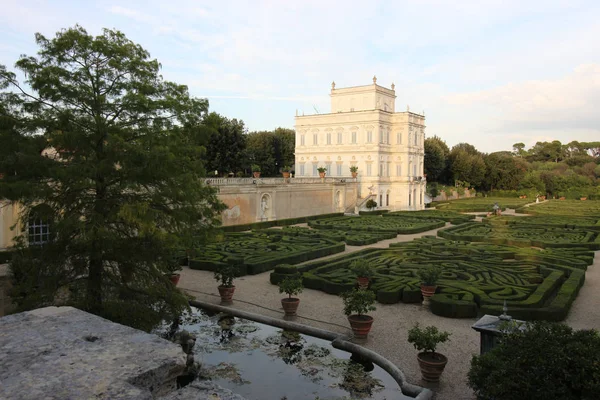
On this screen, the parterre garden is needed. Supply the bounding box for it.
[431,197,532,212]
[270,236,593,320]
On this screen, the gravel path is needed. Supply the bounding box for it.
[179,222,598,400]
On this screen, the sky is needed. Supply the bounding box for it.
[1,0,599,153]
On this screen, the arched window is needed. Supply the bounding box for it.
[28,205,53,245]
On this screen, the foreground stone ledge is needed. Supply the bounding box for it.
[0,306,186,400]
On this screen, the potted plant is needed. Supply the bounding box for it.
[166,263,182,286]
[251,164,261,178]
[580,193,587,201]
[278,275,303,316]
[349,259,373,289]
[417,265,442,300]
[350,165,358,178]
[341,289,376,340]
[365,199,377,210]
[282,165,292,179]
[214,264,238,304]
[408,323,451,382]
[317,166,327,178]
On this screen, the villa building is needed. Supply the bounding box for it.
[294,77,426,211]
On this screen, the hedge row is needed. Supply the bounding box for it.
[279,226,397,246]
[358,210,390,216]
[483,215,600,232]
[438,222,600,250]
[385,210,474,225]
[308,215,445,234]
[431,197,531,212]
[276,236,592,320]
[189,230,345,276]
[221,212,344,233]
[515,199,600,218]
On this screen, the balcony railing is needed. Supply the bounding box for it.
[204,177,358,186]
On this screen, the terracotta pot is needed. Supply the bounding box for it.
[417,352,448,382]
[218,285,236,304]
[281,297,300,316]
[253,172,261,178]
[351,172,358,178]
[581,197,587,201]
[357,276,370,290]
[168,273,181,286]
[319,172,326,178]
[348,315,374,339]
[282,172,290,178]
[559,197,566,200]
[420,284,437,299]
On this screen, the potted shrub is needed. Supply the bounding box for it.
[350,165,358,178]
[251,164,261,178]
[341,289,376,340]
[580,193,587,201]
[349,259,373,289]
[365,199,377,210]
[166,263,182,286]
[278,275,303,316]
[417,265,442,300]
[282,165,292,179]
[317,166,327,178]
[214,264,238,304]
[408,323,451,382]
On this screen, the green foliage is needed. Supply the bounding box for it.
[282,165,291,172]
[297,236,592,319]
[214,264,238,287]
[386,210,475,224]
[1,26,226,331]
[350,165,359,173]
[417,265,442,285]
[317,166,327,173]
[408,323,451,353]
[251,164,261,172]
[309,215,445,234]
[278,275,303,298]
[204,112,247,175]
[468,322,600,400]
[424,137,447,181]
[432,197,531,212]
[349,259,373,278]
[341,289,376,316]
[365,199,377,210]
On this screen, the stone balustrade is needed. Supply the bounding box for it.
[205,177,358,186]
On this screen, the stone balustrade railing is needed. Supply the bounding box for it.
[205,177,358,186]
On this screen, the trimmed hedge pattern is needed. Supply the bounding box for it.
[438,222,600,250]
[281,236,592,320]
[279,226,397,246]
[515,200,600,218]
[220,212,344,233]
[431,197,531,212]
[483,215,600,232]
[385,210,475,225]
[308,215,446,234]
[189,230,344,276]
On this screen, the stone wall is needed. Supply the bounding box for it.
[212,177,359,226]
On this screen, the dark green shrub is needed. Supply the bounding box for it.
[468,322,600,400]
[341,289,376,316]
[417,265,442,285]
[350,259,373,278]
[408,323,451,354]
[365,199,377,210]
[278,275,303,298]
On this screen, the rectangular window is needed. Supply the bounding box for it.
[386,131,390,144]
[379,163,384,176]
[351,132,356,144]
[367,131,372,143]
[300,164,305,176]
[379,131,383,143]
[301,135,305,146]
[313,134,318,145]
[327,133,331,145]
[28,218,50,245]
[413,164,417,176]
[396,164,401,176]
[386,163,390,176]
[336,163,342,176]
[414,133,418,146]
[397,132,402,144]
[337,132,342,144]
[313,164,318,176]
[366,164,372,176]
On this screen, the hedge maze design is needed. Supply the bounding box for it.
[432,197,532,212]
[516,200,600,218]
[438,222,600,250]
[279,226,397,246]
[189,230,344,276]
[483,215,600,231]
[385,210,475,225]
[308,215,446,234]
[274,237,592,320]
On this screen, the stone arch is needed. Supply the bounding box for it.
[259,193,272,221]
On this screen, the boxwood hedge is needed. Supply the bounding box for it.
[277,236,592,320]
[308,215,445,234]
[385,210,475,225]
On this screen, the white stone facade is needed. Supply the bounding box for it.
[294,78,426,211]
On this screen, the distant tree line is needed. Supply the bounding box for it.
[197,112,295,177]
[425,136,600,199]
